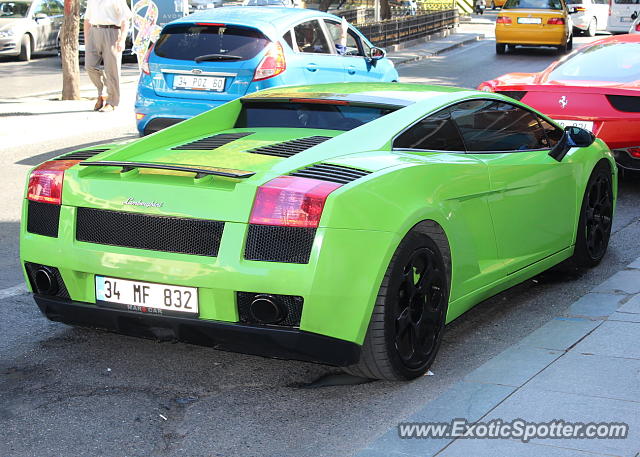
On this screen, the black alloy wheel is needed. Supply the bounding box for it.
[584,173,613,261]
[393,247,447,370]
[343,224,450,381]
[573,161,613,267]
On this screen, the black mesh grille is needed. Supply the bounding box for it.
[244,225,315,264]
[24,262,70,298]
[496,91,527,101]
[27,201,60,237]
[172,132,254,150]
[55,149,109,161]
[144,118,185,135]
[246,136,331,158]
[290,163,371,184]
[606,95,640,113]
[237,292,304,327]
[76,207,224,256]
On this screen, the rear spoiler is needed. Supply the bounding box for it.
[79,161,255,179]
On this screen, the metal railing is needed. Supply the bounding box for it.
[355,9,458,47]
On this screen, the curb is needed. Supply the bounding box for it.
[357,256,640,457]
[388,33,485,66]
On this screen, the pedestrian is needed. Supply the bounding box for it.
[84,0,132,112]
[475,0,486,14]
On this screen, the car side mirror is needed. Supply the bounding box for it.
[34,12,48,20]
[631,11,638,20]
[549,126,596,162]
[369,47,385,61]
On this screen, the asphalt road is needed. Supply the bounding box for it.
[1,23,640,457]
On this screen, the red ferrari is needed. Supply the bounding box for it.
[478,34,640,172]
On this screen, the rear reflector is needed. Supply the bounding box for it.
[496,16,512,23]
[636,22,640,32]
[253,42,286,81]
[27,160,80,205]
[250,176,341,228]
[547,17,565,25]
[629,147,640,159]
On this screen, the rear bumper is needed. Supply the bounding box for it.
[612,149,640,171]
[495,27,567,45]
[34,294,361,366]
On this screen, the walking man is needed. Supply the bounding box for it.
[84,0,132,112]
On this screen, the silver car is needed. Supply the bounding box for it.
[0,0,63,61]
[565,0,610,36]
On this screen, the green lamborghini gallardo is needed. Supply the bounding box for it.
[21,83,616,381]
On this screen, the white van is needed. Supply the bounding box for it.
[607,0,640,33]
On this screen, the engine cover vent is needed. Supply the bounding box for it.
[55,149,109,161]
[246,136,331,158]
[290,163,371,184]
[172,132,254,150]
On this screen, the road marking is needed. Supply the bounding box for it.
[0,283,27,300]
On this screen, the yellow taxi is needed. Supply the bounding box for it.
[495,0,573,54]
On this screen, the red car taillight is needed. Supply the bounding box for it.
[27,160,80,205]
[636,22,640,32]
[249,176,341,228]
[141,43,154,76]
[253,42,286,81]
[496,16,512,23]
[547,17,566,25]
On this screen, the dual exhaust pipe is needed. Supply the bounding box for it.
[33,266,59,295]
[248,294,287,325]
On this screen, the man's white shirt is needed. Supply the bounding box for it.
[85,0,132,26]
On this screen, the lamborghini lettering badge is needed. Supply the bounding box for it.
[123,197,164,208]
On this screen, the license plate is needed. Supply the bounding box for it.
[173,75,225,91]
[555,119,594,131]
[96,276,198,316]
[620,17,632,22]
[517,17,542,24]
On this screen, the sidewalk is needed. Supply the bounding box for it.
[358,257,640,457]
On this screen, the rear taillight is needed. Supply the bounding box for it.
[547,17,566,24]
[27,160,80,205]
[249,176,341,228]
[609,0,612,14]
[496,16,512,23]
[253,42,286,81]
[141,43,154,75]
[574,6,586,11]
[635,22,640,31]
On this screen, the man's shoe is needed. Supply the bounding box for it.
[99,104,116,112]
[93,96,106,111]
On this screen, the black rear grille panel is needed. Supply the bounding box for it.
[55,149,109,161]
[290,163,371,184]
[237,292,304,327]
[606,95,640,113]
[246,136,332,158]
[496,91,527,101]
[27,201,60,237]
[244,225,315,264]
[172,132,254,150]
[24,262,70,298]
[76,207,224,257]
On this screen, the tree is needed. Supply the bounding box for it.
[61,0,81,100]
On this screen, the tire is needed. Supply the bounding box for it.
[571,161,614,268]
[567,34,573,51]
[343,222,451,381]
[496,43,507,54]
[586,18,597,37]
[18,34,31,61]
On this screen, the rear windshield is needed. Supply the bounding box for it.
[235,101,396,131]
[547,42,640,83]
[154,24,269,61]
[0,1,31,17]
[504,0,563,8]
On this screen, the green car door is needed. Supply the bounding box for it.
[450,99,577,274]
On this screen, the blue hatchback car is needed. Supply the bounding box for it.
[135,7,399,135]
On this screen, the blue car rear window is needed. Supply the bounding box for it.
[154,24,270,61]
[235,101,397,131]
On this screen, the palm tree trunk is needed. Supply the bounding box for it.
[61,0,80,100]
